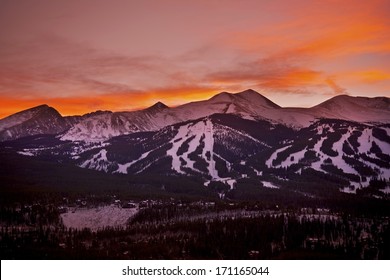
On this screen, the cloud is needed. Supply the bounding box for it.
[1,0,389,115]
[350,70,390,83]
[0,34,180,98]
[210,0,390,99]
[325,78,348,95]
[0,84,219,118]
[205,54,325,94]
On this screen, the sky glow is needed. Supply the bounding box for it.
[0,0,389,117]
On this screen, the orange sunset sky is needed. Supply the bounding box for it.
[0,0,389,118]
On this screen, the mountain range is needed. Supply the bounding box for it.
[1,89,389,197]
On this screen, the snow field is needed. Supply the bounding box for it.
[262,181,280,189]
[61,205,138,231]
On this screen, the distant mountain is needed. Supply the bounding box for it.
[59,90,390,142]
[60,101,173,142]
[312,95,390,123]
[2,90,388,142]
[61,89,286,142]
[0,105,77,141]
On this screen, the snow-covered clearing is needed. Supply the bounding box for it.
[357,128,372,154]
[61,205,138,231]
[262,181,279,189]
[17,151,34,156]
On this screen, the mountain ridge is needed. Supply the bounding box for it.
[0,104,76,141]
[3,90,388,120]
[0,89,389,142]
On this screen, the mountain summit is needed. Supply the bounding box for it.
[235,89,281,109]
[0,104,73,141]
[145,101,169,113]
[313,95,390,123]
[209,89,280,109]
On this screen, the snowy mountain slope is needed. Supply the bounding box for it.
[6,114,288,176]
[164,89,294,127]
[59,89,284,142]
[0,105,47,131]
[58,90,390,142]
[60,102,173,142]
[2,114,389,196]
[261,95,390,128]
[312,95,390,124]
[166,119,216,176]
[266,119,390,192]
[0,105,75,141]
[167,90,390,129]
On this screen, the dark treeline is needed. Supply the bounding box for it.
[1,204,389,260]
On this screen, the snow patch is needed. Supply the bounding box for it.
[80,149,111,172]
[357,128,373,154]
[262,181,279,189]
[380,187,390,194]
[116,150,152,174]
[17,151,34,156]
[253,168,263,176]
[279,148,307,168]
[340,186,357,194]
[225,179,236,189]
[61,205,138,231]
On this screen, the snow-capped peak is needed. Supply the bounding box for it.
[208,89,280,109]
[0,104,71,141]
[208,92,234,102]
[145,101,169,113]
[312,95,390,123]
[0,104,50,131]
[235,89,281,109]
